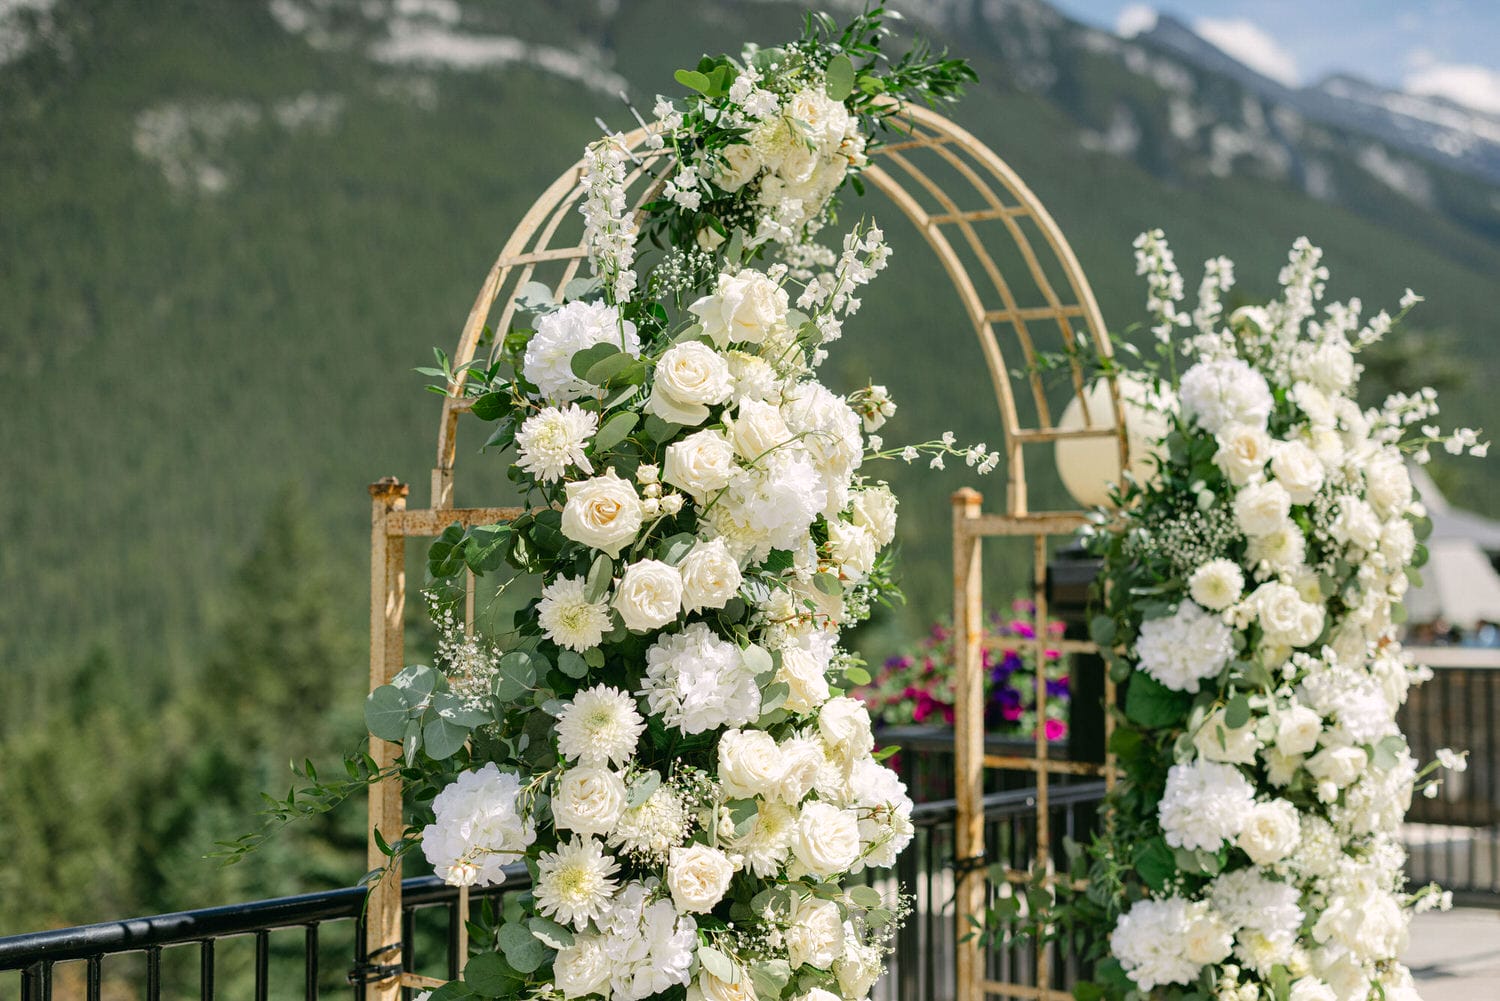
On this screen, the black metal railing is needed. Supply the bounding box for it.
[1399,647,1500,903]
[1,781,1111,1001]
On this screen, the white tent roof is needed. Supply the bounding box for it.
[1403,537,1500,629]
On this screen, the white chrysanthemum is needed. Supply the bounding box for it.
[534,836,621,929]
[537,575,612,653]
[556,685,646,768]
[1247,521,1307,576]
[523,300,641,401]
[1111,897,1226,990]
[640,623,760,734]
[609,786,689,864]
[601,880,697,1000]
[421,763,537,886]
[1158,760,1256,851]
[515,404,598,482]
[1188,559,1244,610]
[1135,601,1235,692]
[1179,357,1273,433]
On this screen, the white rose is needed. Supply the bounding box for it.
[1254,582,1324,648]
[679,539,743,612]
[1234,481,1292,537]
[648,342,733,425]
[818,697,874,759]
[1270,440,1326,505]
[554,934,612,999]
[1193,706,1260,764]
[1365,452,1412,516]
[714,143,760,192]
[786,896,845,970]
[777,644,831,714]
[851,484,898,547]
[795,991,842,1001]
[552,766,627,835]
[1264,747,1303,787]
[1237,798,1300,864]
[718,728,785,799]
[1188,559,1244,611]
[787,88,850,144]
[1275,705,1323,756]
[826,520,877,579]
[1331,495,1382,551]
[1306,744,1368,787]
[664,429,738,501]
[729,398,792,460]
[777,734,826,804]
[1215,424,1272,485]
[689,270,788,348]
[613,560,683,632]
[667,843,735,913]
[835,939,882,999]
[791,802,862,877]
[1307,342,1355,394]
[1289,978,1337,1001]
[1181,909,1234,965]
[562,471,644,557]
[690,970,757,1001]
[1380,517,1416,566]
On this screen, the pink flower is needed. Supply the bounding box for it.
[1044,719,1067,741]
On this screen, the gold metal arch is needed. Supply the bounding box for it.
[365,103,1124,1001]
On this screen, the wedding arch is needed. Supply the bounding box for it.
[365,103,1125,1001]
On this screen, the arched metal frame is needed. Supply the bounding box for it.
[366,104,1125,1001]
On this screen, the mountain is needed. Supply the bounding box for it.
[2,0,1497,729]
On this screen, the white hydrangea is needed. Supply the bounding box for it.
[1135,601,1235,692]
[1111,897,1228,990]
[421,763,537,886]
[1158,760,1256,851]
[1210,869,1304,975]
[523,300,641,401]
[1179,358,1273,434]
[640,623,760,734]
[600,880,697,1000]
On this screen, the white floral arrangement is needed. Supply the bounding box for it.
[362,10,982,1001]
[1067,231,1484,1001]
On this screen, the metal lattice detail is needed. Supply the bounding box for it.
[365,104,1126,1001]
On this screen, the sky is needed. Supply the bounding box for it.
[1051,0,1500,114]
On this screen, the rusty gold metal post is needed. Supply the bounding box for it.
[953,487,986,1001]
[368,477,409,1001]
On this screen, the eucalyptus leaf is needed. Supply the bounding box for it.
[463,952,514,995]
[423,716,469,761]
[742,643,774,676]
[824,53,855,100]
[569,343,619,380]
[365,685,413,742]
[557,650,589,679]
[847,884,884,909]
[675,68,711,94]
[628,769,662,807]
[529,916,574,950]
[593,412,638,452]
[585,352,635,386]
[498,921,549,974]
[698,946,736,983]
[659,532,698,566]
[1223,693,1252,729]
[812,573,842,596]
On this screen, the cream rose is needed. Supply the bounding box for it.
[1193,707,1260,764]
[1234,480,1292,537]
[689,270,788,348]
[1271,440,1325,505]
[729,398,792,460]
[1254,582,1324,648]
[648,342,733,425]
[714,143,760,192]
[718,728,784,799]
[1306,743,1368,787]
[663,429,737,501]
[776,734,825,804]
[561,471,644,557]
[691,970,756,1001]
[791,801,862,877]
[1215,423,1272,485]
[667,843,735,913]
[1237,798,1300,864]
[1181,909,1234,966]
[1275,704,1323,755]
[613,559,683,632]
[786,896,845,969]
[1307,341,1355,394]
[1365,452,1412,516]
[554,934,612,999]
[552,766,627,835]
[818,697,874,759]
[826,520,876,579]
[835,941,882,999]
[777,645,831,714]
[679,539,742,612]
[851,484,898,547]
[1331,495,1382,551]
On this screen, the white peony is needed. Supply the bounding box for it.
[1180,358,1273,433]
[1306,341,1355,394]
[835,935,883,999]
[1135,601,1235,692]
[776,636,832,714]
[689,270,788,347]
[679,539,743,612]
[666,843,735,913]
[786,895,845,969]
[1234,480,1292,537]
[717,728,785,799]
[648,342,733,425]
[562,470,644,557]
[641,623,760,734]
[524,300,641,401]
[538,575,613,652]
[1365,452,1413,516]
[791,801,862,878]
[826,519,877,579]
[1270,440,1325,504]
[552,766,628,836]
[1253,582,1325,648]
[1306,743,1368,788]
[613,559,683,632]
[1330,495,1382,551]
[1188,559,1244,611]
[1215,423,1272,485]
[556,684,645,768]
[777,733,827,804]
[421,763,537,886]
[515,404,598,482]
[663,429,737,501]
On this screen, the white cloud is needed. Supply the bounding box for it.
[1115,4,1157,38]
[1404,61,1500,116]
[1192,16,1300,87]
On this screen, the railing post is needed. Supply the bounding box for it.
[952,487,985,1001]
[367,478,409,1001]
